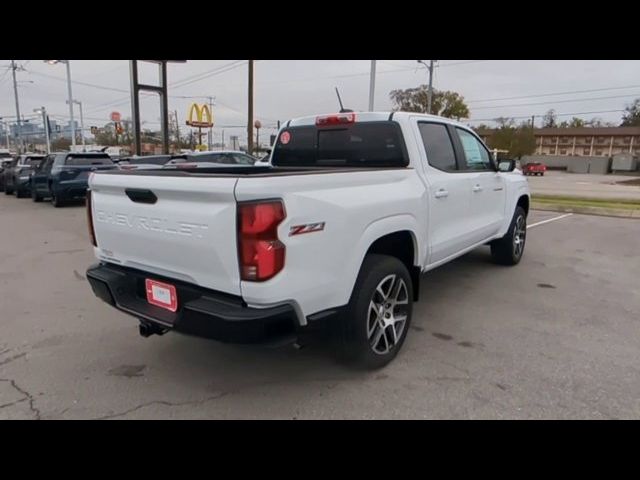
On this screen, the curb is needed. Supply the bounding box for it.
[531,202,640,219]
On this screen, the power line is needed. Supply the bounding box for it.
[472,92,640,111]
[468,109,626,123]
[169,60,246,88]
[468,84,640,104]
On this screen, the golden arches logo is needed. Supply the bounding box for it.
[186,103,214,128]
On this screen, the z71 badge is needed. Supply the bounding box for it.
[289,222,326,236]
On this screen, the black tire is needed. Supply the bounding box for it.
[491,206,527,266]
[31,187,42,202]
[51,192,65,208]
[15,188,24,198]
[4,184,12,195]
[337,254,413,370]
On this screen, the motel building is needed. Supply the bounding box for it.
[477,127,640,157]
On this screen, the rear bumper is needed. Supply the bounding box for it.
[86,263,300,345]
[15,177,32,191]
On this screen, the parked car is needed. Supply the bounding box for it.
[86,112,530,369]
[3,154,45,197]
[116,155,172,171]
[31,152,117,206]
[0,149,16,191]
[522,161,546,176]
[163,151,258,169]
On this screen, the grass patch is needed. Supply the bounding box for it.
[532,194,640,211]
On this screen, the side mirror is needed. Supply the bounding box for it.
[498,159,516,172]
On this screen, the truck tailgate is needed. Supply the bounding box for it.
[89,173,241,295]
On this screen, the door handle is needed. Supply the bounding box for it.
[472,185,483,193]
[435,189,449,199]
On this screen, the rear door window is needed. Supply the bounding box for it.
[418,123,458,172]
[272,122,408,168]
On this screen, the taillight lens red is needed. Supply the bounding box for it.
[86,189,97,247]
[316,113,356,127]
[238,200,286,282]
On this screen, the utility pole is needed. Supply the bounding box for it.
[11,60,22,153]
[222,129,225,150]
[427,60,435,114]
[368,60,376,111]
[531,115,535,128]
[247,60,254,154]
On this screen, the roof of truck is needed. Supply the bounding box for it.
[287,111,469,129]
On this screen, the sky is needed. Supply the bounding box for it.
[2,60,640,145]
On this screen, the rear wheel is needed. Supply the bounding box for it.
[32,186,42,202]
[338,254,413,369]
[4,183,12,195]
[491,206,527,265]
[51,192,65,208]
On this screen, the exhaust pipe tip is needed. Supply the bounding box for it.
[139,321,167,338]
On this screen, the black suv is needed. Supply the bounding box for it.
[3,154,45,197]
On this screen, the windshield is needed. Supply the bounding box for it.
[272,122,408,168]
[65,155,113,166]
[22,156,45,166]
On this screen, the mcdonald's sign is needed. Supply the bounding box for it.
[186,103,214,128]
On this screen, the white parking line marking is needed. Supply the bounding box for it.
[528,213,573,229]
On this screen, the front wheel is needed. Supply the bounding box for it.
[338,254,413,369]
[491,206,527,265]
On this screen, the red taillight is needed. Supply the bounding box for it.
[86,190,97,247]
[176,163,197,169]
[237,200,286,282]
[316,113,356,127]
[119,165,136,170]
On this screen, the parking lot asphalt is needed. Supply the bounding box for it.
[1,195,639,419]
[528,170,640,200]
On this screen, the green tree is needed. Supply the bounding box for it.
[542,109,557,128]
[389,86,470,120]
[486,120,536,160]
[621,98,640,126]
[569,117,585,128]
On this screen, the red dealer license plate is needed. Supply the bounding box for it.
[145,279,178,312]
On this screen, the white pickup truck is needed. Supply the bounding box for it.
[86,112,530,369]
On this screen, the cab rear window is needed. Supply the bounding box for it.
[272,122,408,168]
[65,155,113,166]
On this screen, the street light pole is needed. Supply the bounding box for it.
[34,107,50,154]
[0,118,9,149]
[45,60,76,149]
[65,62,76,149]
[247,60,254,155]
[69,100,86,151]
